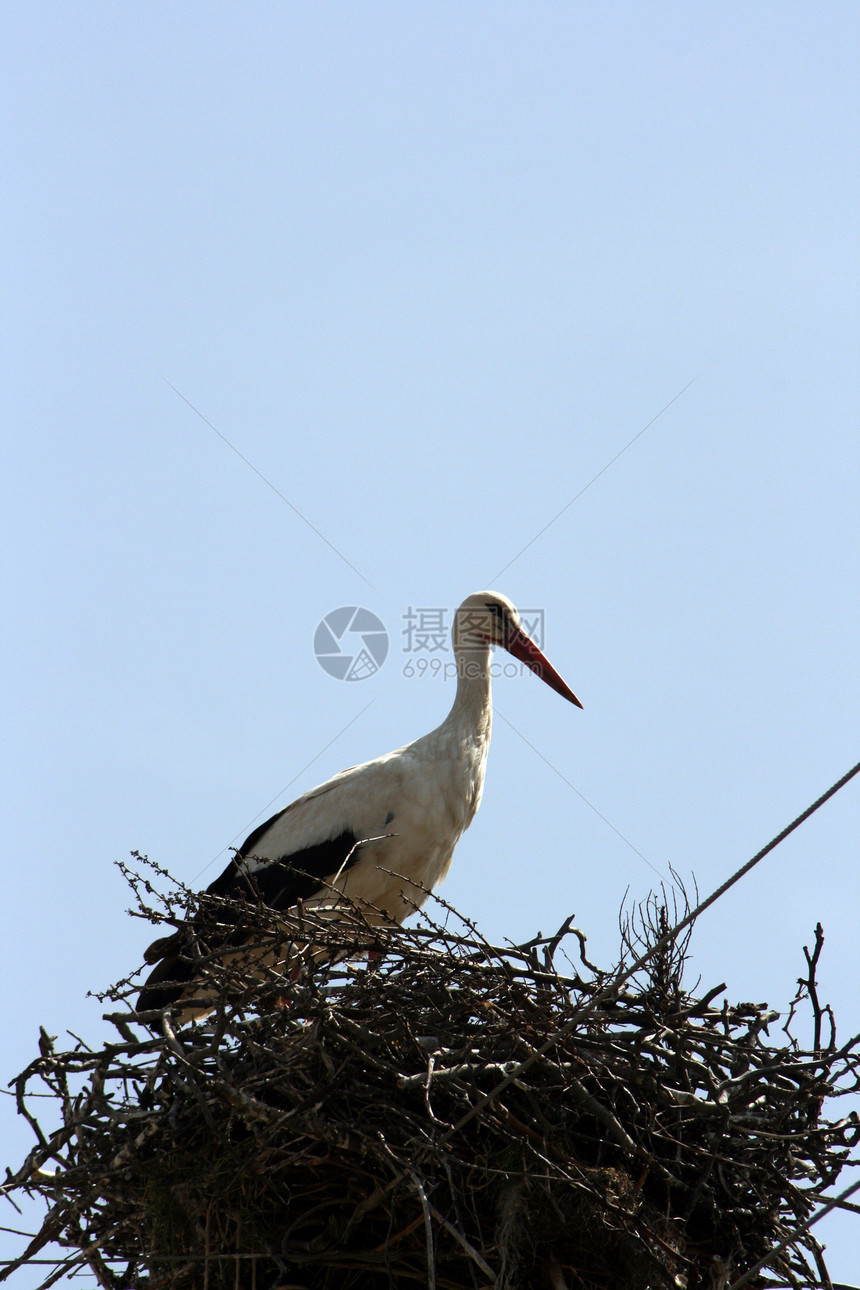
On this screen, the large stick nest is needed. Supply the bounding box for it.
[3,858,859,1290]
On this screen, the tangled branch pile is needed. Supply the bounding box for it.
[3,861,859,1290]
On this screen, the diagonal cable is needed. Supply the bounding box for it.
[494,706,667,881]
[190,699,376,884]
[163,377,377,590]
[492,376,697,581]
[436,756,860,1148]
[726,1173,860,1290]
[343,756,860,1232]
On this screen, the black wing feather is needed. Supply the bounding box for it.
[136,824,363,1013]
[208,829,363,909]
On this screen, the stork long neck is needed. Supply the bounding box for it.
[422,631,493,832]
[445,635,493,744]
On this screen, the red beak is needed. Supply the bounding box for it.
[504,626,583,708]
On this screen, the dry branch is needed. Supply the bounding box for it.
[2,860,859,1290]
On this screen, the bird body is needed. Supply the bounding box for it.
[137,591,580,1016]
[226,714,489,923]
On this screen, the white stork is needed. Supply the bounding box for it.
[137,591,581,1016]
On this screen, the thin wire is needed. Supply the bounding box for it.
[491,375,697,581]
[726,1174,860,1290]
[189,699,376,883]
[437,756,860,1147]
[162,377,377,590]
[494,706,667,880]
[6,759,860,1281]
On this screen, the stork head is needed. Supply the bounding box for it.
[453,591,582,707]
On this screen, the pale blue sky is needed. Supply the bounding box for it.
[3,3,859,1280]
